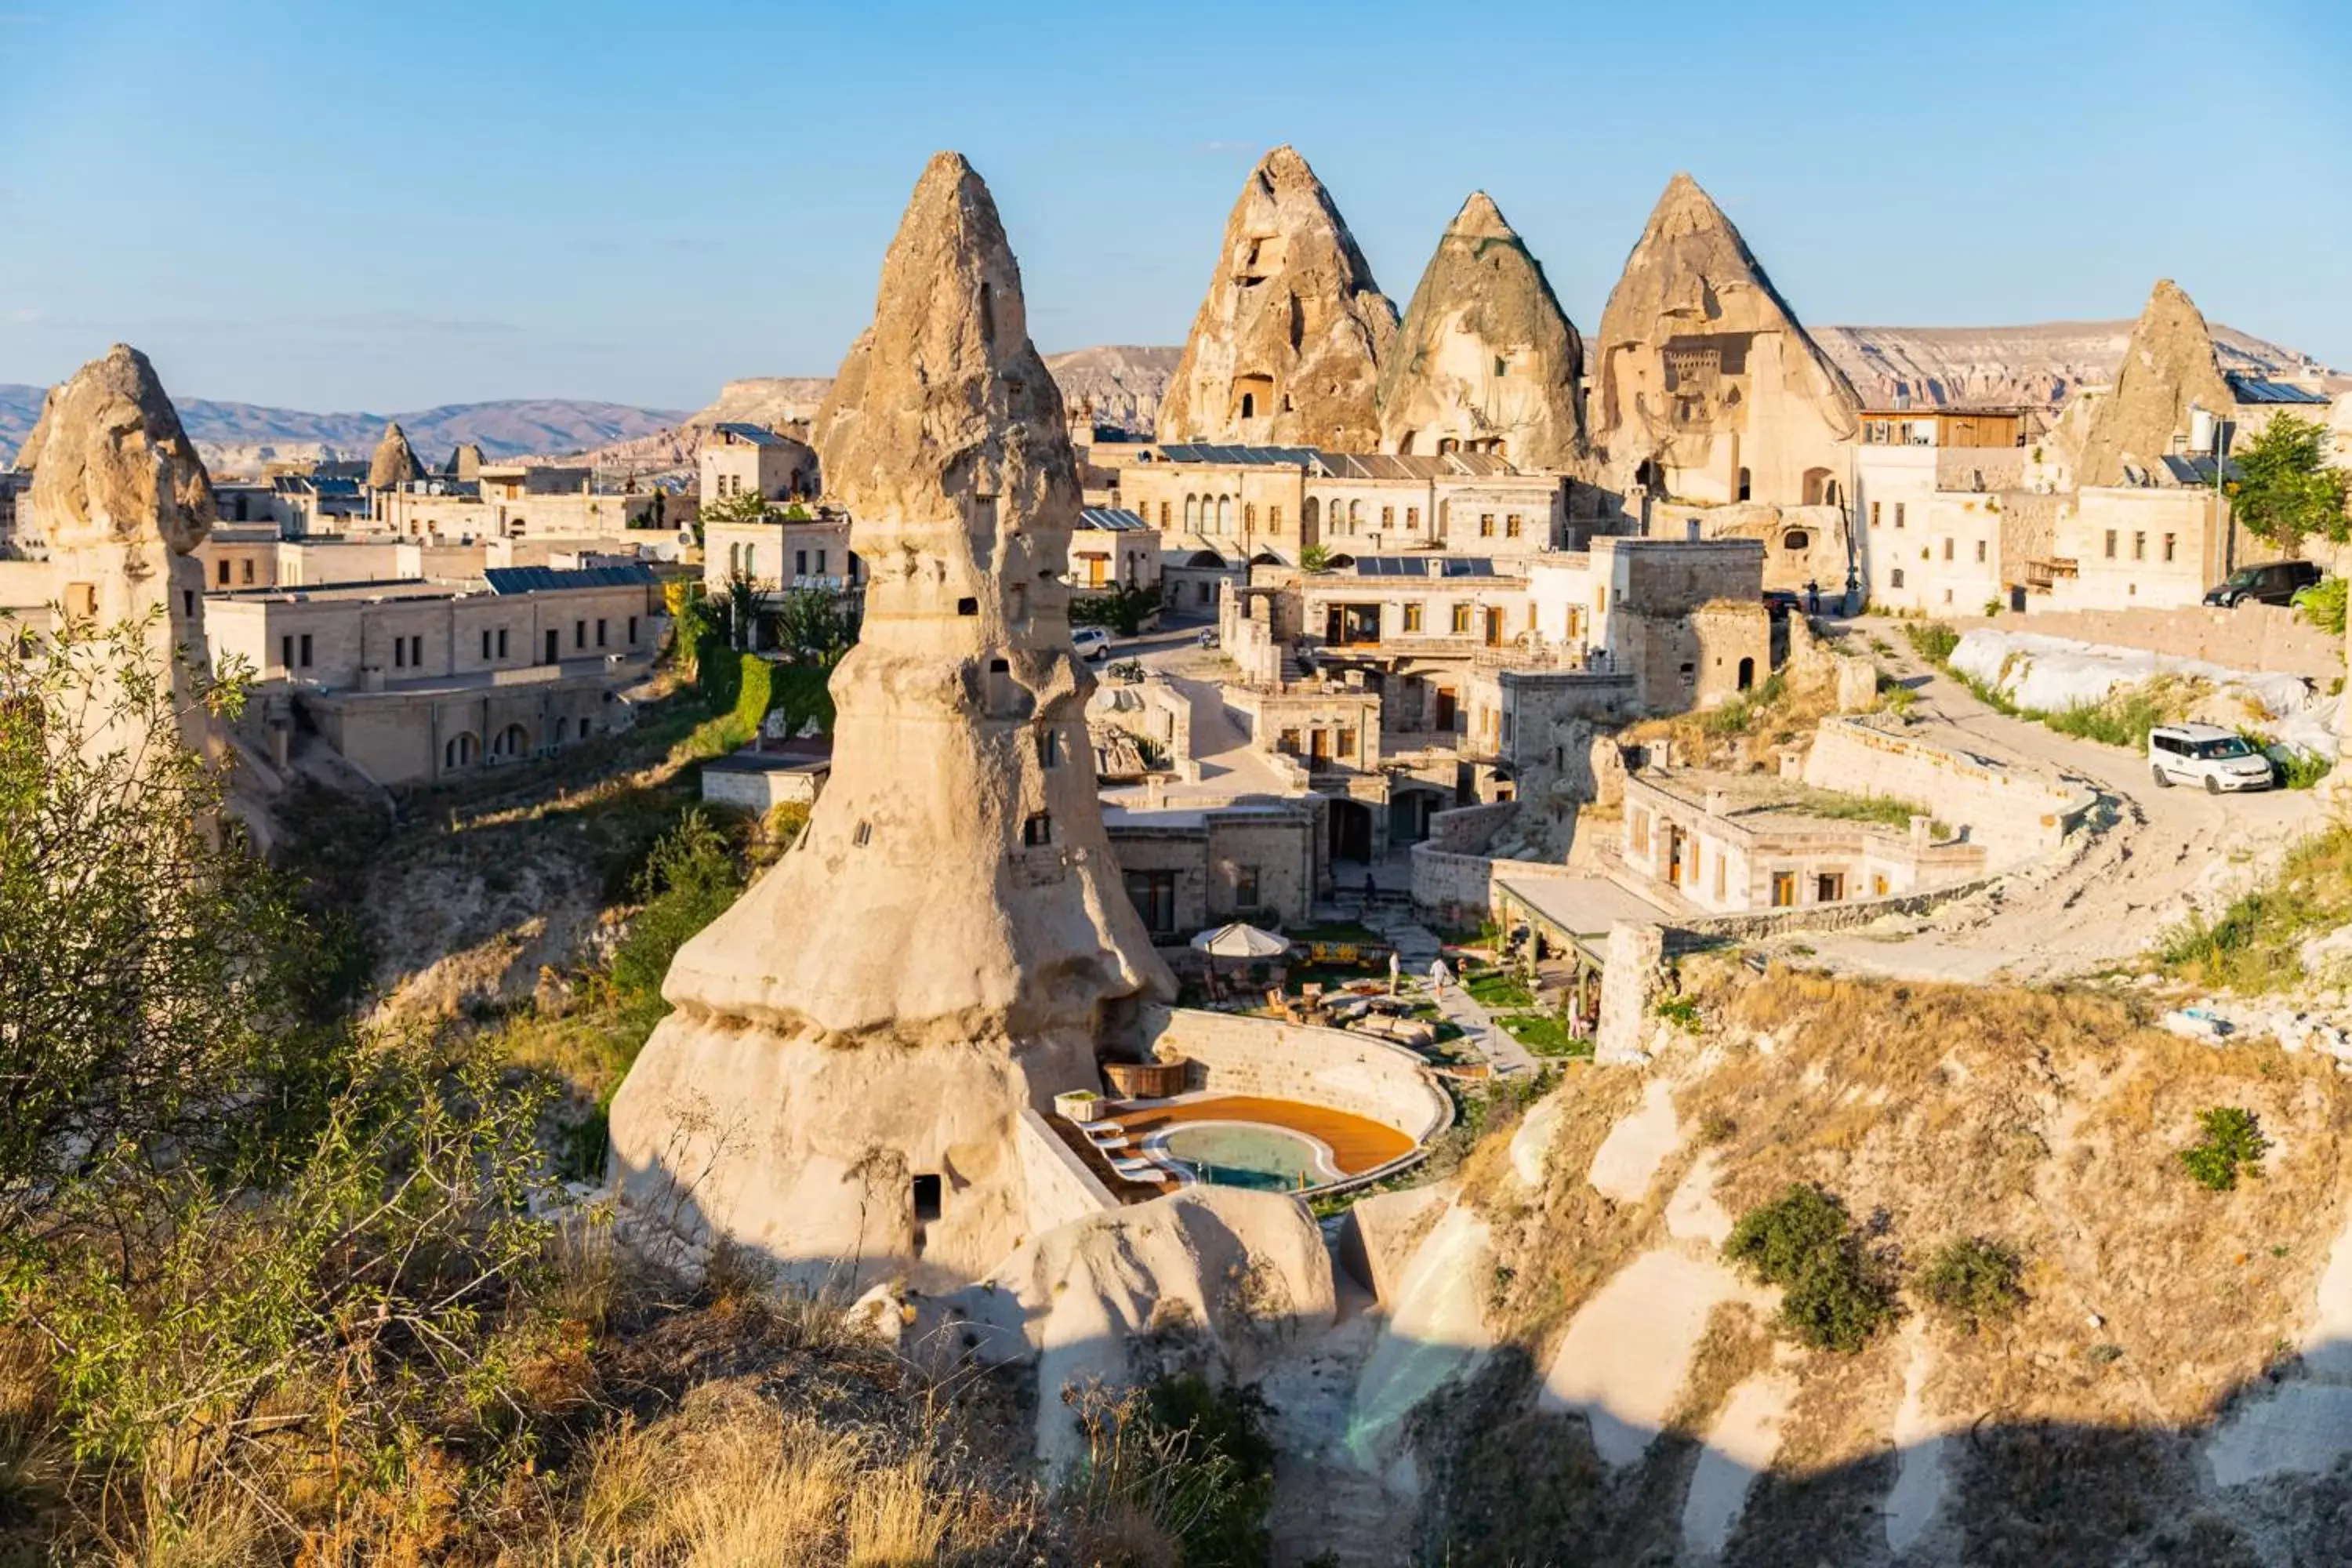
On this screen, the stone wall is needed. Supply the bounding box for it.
[1015,1107,1117,1234]
[1802,716,2093,869]
[1139,1004,1453,1151]
[1985,604,2341,681]
[1595,921,1666,1065]
[1411,843,1579,924]
[1425,799,1517,853]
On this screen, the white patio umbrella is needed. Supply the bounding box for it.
[1189,922,1291,959]
[1189,922,1290,1000]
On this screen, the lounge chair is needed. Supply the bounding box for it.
[1109,1156,1170,1182]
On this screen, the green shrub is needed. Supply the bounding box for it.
[1904,622,1960,666]
[608,810,745,1002]
[1065,1374,1276,1566]
[1654,994,1702,1031]
[2274,746,2333,790]
[1723,1185,1896,1352]
[2298,575,2348,637]
[1071,582,1162,636]
[2180,1106,2270,1192]
[1917,1236,2027,1330]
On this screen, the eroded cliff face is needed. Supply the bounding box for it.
[1591,173,1859,507]
[1377,191,1586,473]
[1155,146,1396,450]
[2070,279,2237,488]
[608,153,1171,1288]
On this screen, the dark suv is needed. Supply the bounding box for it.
[2205,560,2320,608]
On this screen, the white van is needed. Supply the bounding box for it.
[2147,723,2274,793]
[1070,626,1112,661]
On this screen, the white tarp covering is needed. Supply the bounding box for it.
[1948,628,2339,759]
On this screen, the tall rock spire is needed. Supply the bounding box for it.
[17,344,217,752]
[1376,191,1587,472]
[2073,279,2235,488]
[367,420,423,490]
[1155,146,1396,450]
[1590,173,1858,506]
[608,153,1172,1286]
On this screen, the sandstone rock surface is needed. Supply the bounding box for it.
[1591,174,1858,506]
[443,440,485,481]
[608,153,1171,1287]
[17,344,218,757]
[1155,146,1396,450]
[366,420,423,490]
[1377,191,1585,471]
[2071,278,2236,488]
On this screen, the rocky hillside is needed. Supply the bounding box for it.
[0,384,686,473]
[1817,318,2339,412]
[1305,961,2352,1565]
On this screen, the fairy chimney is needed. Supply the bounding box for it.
[2071,280,2237,488]
[1155,146,1396,450]
[1377,191,1587,472]
[1590,174,1858,507]
[608,153,1174,1287]
[367,421,423,491]
[16,344,216,750]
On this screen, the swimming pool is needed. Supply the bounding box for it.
[1157,1122,1340,1192]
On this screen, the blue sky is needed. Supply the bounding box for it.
[1,0,2346,412]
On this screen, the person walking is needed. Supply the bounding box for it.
[1805,578,1821,616]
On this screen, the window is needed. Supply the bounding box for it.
[1336,727,1356,758]
[816,550,826,574]
[1631,810,1650,855]
[627,617,637,644]
[1245,503,1258,528]
[1894,503,1906,529]
[854,821,872,847]
[912,1174,943,1225]
[183,590,195,619]
[1125,869,1178,936]
[596,619,608,648]
[956,597,979,616]
[394,637,406,669]
[1451,604,1472,635]
[1406,506,1420,529]
[1976,540,1987,564]
[796,549,808,575]
[280,633,292,670]
[574,620,586,648]
[2164,533,2177,562]
[299,633,313,668]
[1771,871,1796,908]
[1505,514,1523,538]
[1713,856,1726,898]
[1942,539,1954,561]
[1479,514,1495,537]
[1279,728,1301,754]
[216,559,230,585]
[1870,501,1881,528]
[497,628,509,658]
[2104,530,2118,559]
[1234,865,1260,907]
[1269,505,1283,532]
[2133,532,2146,561]
[1891,568,1905,588]
[1039,727,1065,768]
[1403,602,1424,633]
[1381,506,1394,530]
[241,559,255,585]
[1022,811,1053,848]
[481,629,492,659]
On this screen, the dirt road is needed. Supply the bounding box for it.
[1801,647,2322,985]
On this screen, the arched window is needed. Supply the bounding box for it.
[1240,391,1255,419]
[443,732,478,769]
[1245,503,1258,529]
[1184,495,1198,531]
[493,722,529,760]
[1303,497,1320,531]
[1737,467,1752,502]
[1216,495,1232,532]
[1783,529,1811,554]
[1737,656,1755,691]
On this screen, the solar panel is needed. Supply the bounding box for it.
[483,563,657,595]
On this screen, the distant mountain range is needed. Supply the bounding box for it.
[3,325,2332,477]
[0,388,688,471]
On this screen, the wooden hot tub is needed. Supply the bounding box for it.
[1103,1058,1190,1100]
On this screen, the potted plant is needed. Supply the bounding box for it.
[1054,1088,1106,1123]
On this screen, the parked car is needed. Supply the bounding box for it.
[2204,560,2320,608]
[2147,723,2275,793]
[1070,626,1112,661]
[1762,590,1803,619]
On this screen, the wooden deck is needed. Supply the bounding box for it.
[1111,1094,1415,1177]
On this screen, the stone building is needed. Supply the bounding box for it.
[1590,174,1860,510]
[700,421,817,503]
[1651,500,1850,597]
[1155,146,1397,451]
[1071,506,1160,591]
[1376,191,1587,472]
[1524,536,1769,712]
[202,564,664,784]
[1105,795,1323,938]
[608,152,1173,1288]
[374,463,662,541]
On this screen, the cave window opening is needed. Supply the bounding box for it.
[913,1174,943,1225]
[1022,811,1054,848]
[957,596,980,616]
